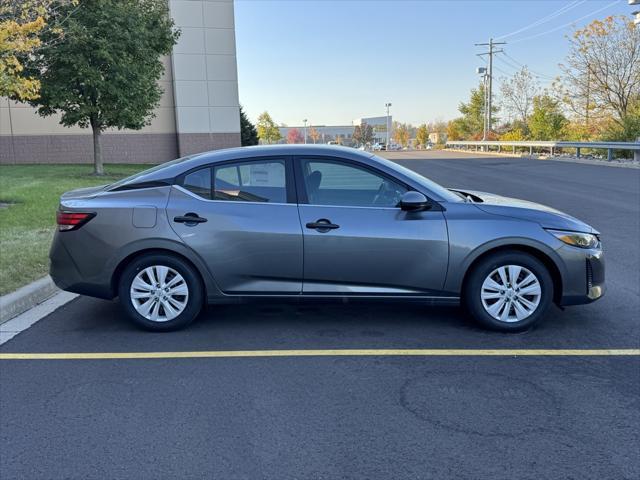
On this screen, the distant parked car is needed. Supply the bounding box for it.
[50,145,604,333]
[372,143,386,151]
[426,143,433,150]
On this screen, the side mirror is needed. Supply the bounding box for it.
[400,191,431,211]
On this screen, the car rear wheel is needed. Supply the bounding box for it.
[118,253,203,331]
[464,251,553,332]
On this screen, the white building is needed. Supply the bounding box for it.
[0,0,241,164]
[353,115,392,144]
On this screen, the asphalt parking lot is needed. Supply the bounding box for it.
[1,151,639,479]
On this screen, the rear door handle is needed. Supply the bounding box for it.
[306,218,340,232]
[174,213,207,225]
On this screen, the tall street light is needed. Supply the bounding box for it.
[303,119,308,144]
[385,103,392,149]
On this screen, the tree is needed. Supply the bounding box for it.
[352,121,374,146]
[239,106,258,146]
[286,128,303,144]
[0,1,77,100]
[558,16,640,134]
[528,95,568,140]
[256,111,282,144]
[416,123,429,147]
[308,126,320,144]
[446,118,466,141]
[458,82,499,139]
[23,0,178,175]
[500,66,540,126]
[500,128,526,141]
[392,122,410,147]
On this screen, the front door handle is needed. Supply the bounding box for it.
[306,218,340,232]
[174,212,207,225]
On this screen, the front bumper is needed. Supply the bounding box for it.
[558,245,605,306]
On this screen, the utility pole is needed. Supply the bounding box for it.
[475,38,505,141]
[303,118,308,144]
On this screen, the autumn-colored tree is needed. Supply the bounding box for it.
[446,118,466,141]
[0,1,77,100]
[415,124,429,147]
[500,128,526,141]
[286,128,303,144]
[392,122,410,147]
[352,121,374,146]
[308,126,320,144]
[257,111,282,144]
[557,15,639,138]
[500,66,540,127]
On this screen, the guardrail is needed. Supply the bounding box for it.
[445,140,640,161]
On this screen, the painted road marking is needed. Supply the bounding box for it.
[0,349,639,360]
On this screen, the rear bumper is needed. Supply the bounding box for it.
[49,231,114,299]
[558,246,605,306]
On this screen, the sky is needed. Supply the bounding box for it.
[234,0,632,126]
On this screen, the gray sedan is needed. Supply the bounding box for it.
[50,145,604,332]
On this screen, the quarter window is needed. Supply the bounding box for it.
[301,159,407,207]
[181,168,212,200]
[214,160,286,203]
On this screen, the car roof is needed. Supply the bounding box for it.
[190,144,375,165]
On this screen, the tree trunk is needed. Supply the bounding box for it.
[92,125,104,175]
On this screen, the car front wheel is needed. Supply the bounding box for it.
[464,251,553,332]
[118,253,204,331]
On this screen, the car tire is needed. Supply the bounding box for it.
[463,251,553,332]
[118,253,204,332]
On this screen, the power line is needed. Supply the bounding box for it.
[509,0,621,44]
[500,52,556,80]
[495,0,586,41]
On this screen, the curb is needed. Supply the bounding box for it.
[0,276,59,325]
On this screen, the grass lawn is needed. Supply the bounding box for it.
[0,164,152,295]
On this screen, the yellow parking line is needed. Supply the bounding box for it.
[0,348,639,360]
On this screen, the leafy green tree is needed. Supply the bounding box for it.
[240,106,258,146]
[352,121,374,146]
[415,123,429,147]
[24,0,179,175]
[528,95,568,140]
[458,82,499,139]
[256,111,281,144]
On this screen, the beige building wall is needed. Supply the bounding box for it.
[0,0,241,164]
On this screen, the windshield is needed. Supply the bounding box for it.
[371,154,462,203]
[106,155,195,190]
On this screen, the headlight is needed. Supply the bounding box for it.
[546,229,599,249]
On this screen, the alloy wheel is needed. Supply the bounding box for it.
[130,266,189,322]
[480,265,542,323]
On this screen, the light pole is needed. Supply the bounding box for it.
[303,119,308,144]
[385,102,392,149]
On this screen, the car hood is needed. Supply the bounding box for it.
[451,189,597,233]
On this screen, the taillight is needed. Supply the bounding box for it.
[56,211,95,231]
